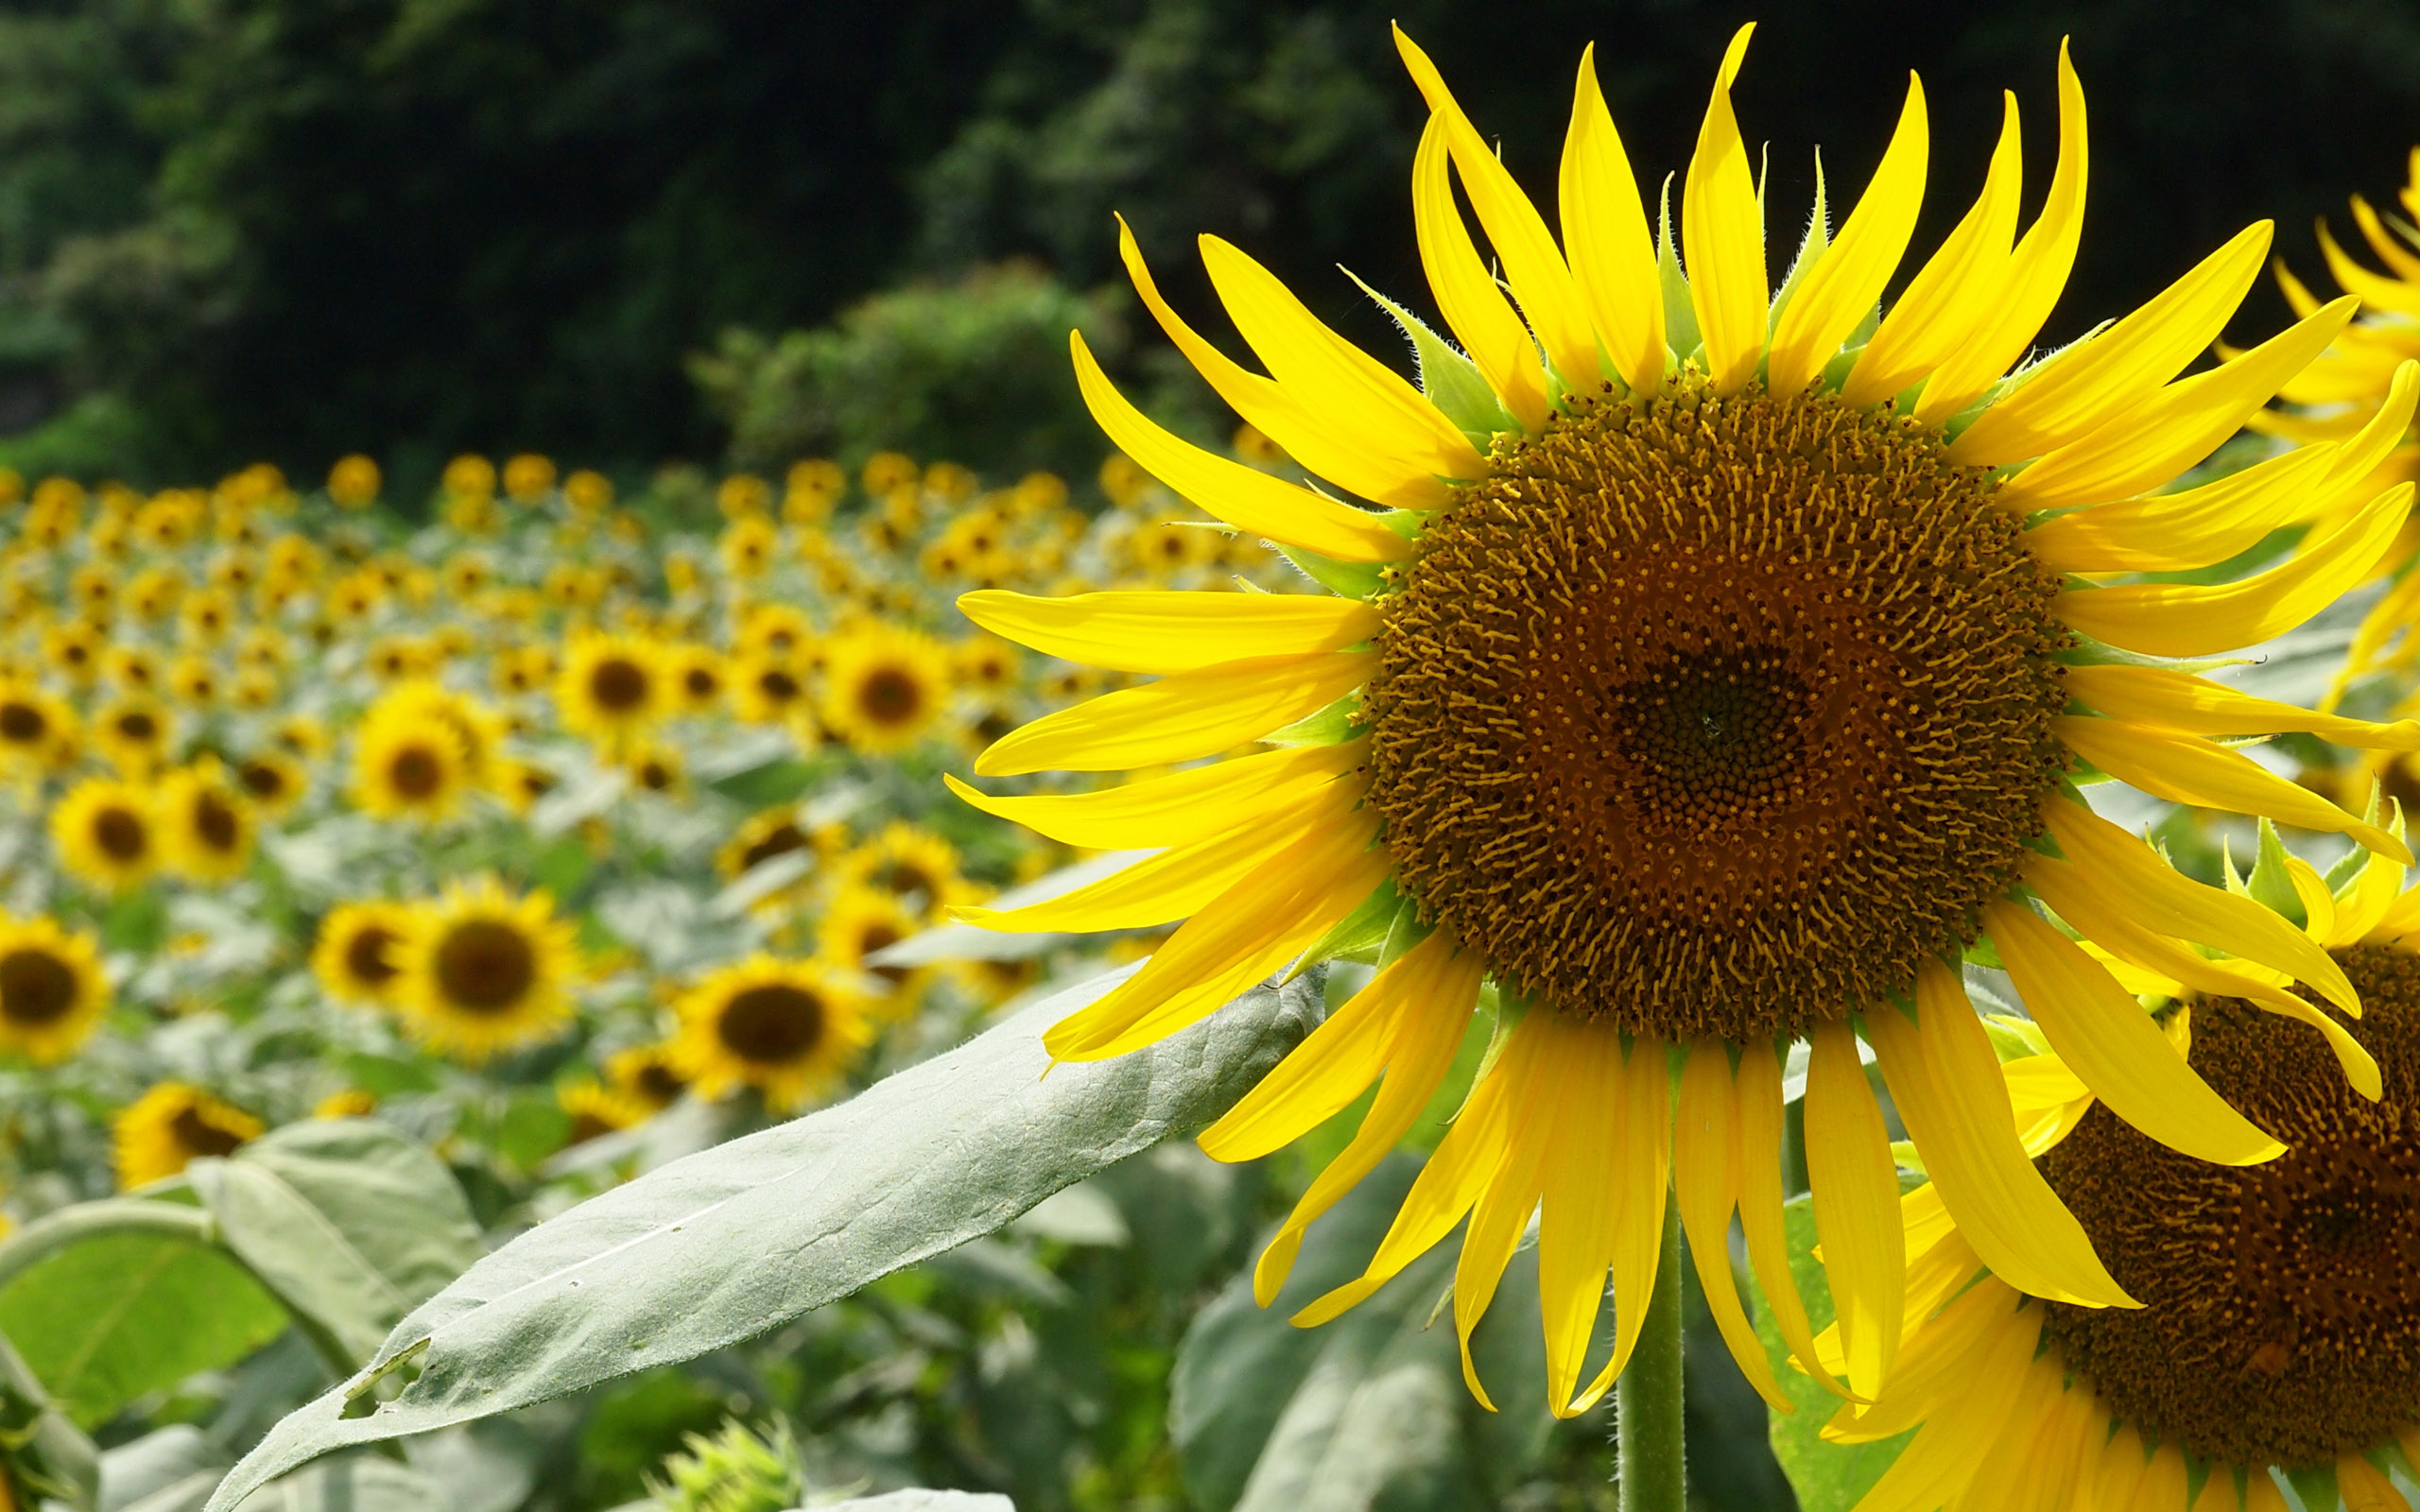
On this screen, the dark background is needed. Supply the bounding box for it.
[3,0,2417,491]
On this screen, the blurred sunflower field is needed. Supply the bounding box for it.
[0,438,1654,1512]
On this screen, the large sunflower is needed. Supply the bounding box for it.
[951,28,2420,1416]
[0,914,109,1064]
[668,954,872,1114]
[49,776,161,894]
[392,878,581,1062]
[113,1081,263,1190]
[1833,845,2420,1512]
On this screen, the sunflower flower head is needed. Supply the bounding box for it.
[392,877,580,1063]
[1833,837,2420,1512]
[113,1081,263,1190]
[669,954,873,1115]
[0,914,108,1064]
[949,25,2420,1418]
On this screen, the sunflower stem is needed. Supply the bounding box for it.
[1616,1193,1686,1512]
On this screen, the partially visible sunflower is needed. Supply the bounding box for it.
[392,878,580,1061]
[1831,837,2420,1512]
[113,1082,263,1189]
[311,900,414,1008]
[93,696,171,774]
[819,885,926,1003]
[668,643,727,713]
[0,680,73,772]
[729,651,811,728]
[233,748,307,817]
[717,808,825,884]
[821,624,949,754]
[950,26,2420,1417]
[597,1046,684,1118]
[669,955,872,1114]
[623,742,685,796]
[157,760,254,883]
[50,777,160,893]
[837,822,965,920]
[0,914,108,1063]
[558,632,669,747]
[558,1077,646,1144]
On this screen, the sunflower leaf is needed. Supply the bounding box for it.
[202,967,1323,1511]
[1748,1194,1911,1512]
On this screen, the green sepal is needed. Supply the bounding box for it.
[1461,982,1524,1104]
[2050,635,2249,674]
[1980,1015,2044,1062]
[1287,878,1403,979]
[2325,834,2373,898]
[1261,693,1362,747]
[1766,151,1828,336]
[1655,176,1702,362]
[2282,1462,2335,1512]
[1374,892,1432,971]
[1962,934,2005,970]
[1352,276,1518,444]
[2243,819,2307,928]
[1276,543,1387,600]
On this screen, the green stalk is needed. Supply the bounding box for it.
[1616,1194,1686,1512]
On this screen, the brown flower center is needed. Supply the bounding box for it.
[0,949,77,1025]
[856,666,924,726]
[0,701,45,744]
[433,920,538,1012]
[589,657,650,712]
[93,806,148,861]
[171,1106,245,1160]
[716,983,825,1064]
[390,746,444,799]
[194,791,241,852]
[1363,386,2066,1040]
[2040,948,2420,1468]
[345,925,399,986]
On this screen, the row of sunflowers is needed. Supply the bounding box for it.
[0,443,1292,1212]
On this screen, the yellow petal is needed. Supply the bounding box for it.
[1412,114,1550,433]
[1841,94,2021,409]
[1737,1043,1854,1400]
[1196,931,1402,1161]
[1983,899,2285,1166]
[2338,1454,2411,1512]
[2053,481,2413,657]
[1071,331,1418,559]
[943,741,1364,852]
[2057,714,2410,861]
[2030,853,2383,1100]
[954,773,1363,933]
[1681,25,1766,394]
[1866,965,2131,1307]
[1951,221,2272,467]
[1293,1015,1517,1327]
[2062,662,2420,751]
[1045,810,1389,1061]
[2088,1425,2154,1512]
[1766,75,1927,396]
[2021,444,2333,575]
[1675,1040,1793,1412]
[959,587,1381,675]
[1804,1019,1903,1400]
[2042,794,2360,1012]
[1560,45,1665,395]
[1834,1319,2045,1512]
[1236,936,1483,1303]
[1582,1034,1672,1413]
[1198,233,1484,479]
[1913,44,2087,421]
[1828,1263,2014,1440]
[1113,220,1452,509]
[2320,217,2420,318]
[1998,294,2356,514]
[1525,1017,1612,1416]
[974,651,1370,778]
[1394,27,1599,394]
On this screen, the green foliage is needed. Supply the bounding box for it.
[1169,1153,1554,1512]
[0,1226,285,1429]
[644,1418,804,1512]
[689,266,1140,484]
[207,969,1324,1510]
[1748,1194,1912,1512]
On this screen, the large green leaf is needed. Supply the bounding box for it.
[186,1120,485,1367]
[207,966,1322,1510]
[1170,1153,1552,1512]
[225,1457,446,1512]
[1747,1194,1912,1512]
[0,1207,286,1430]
